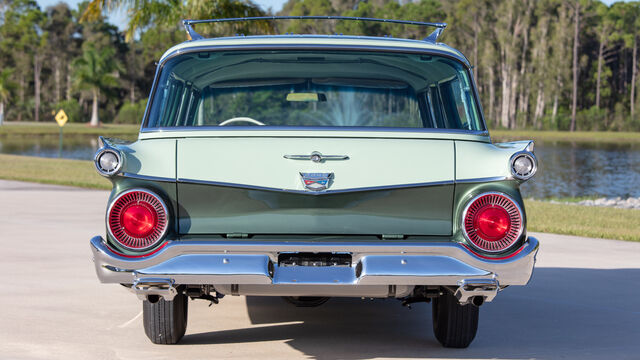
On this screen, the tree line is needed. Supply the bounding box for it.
[0,0,639,131]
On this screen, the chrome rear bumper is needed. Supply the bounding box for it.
[90,236,538,302]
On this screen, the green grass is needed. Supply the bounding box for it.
[525,199,640,242]
[491,130,640,144]
[1,153,638,241]
[0,121,139,138]
[0,154,111,189]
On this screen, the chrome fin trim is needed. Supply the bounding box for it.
[120,173,176,183]
[455,176,510,184]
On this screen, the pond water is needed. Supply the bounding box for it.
[0,135,103,160]
[520,141,640,199]
[1,135,638,199]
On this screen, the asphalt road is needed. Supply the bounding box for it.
[1,180,639,360]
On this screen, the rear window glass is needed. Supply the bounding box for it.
[145,50,484,131]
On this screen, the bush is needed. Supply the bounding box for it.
[115,100,147,124]
[609,102,627,131]
[576,106,608,131]
[540,109,570,131]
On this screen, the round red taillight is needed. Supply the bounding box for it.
[122,204,157,238]
[462,192,523,253]
[108,189,168,250]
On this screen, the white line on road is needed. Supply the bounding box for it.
[117,311,143,329]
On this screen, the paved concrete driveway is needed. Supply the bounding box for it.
[1,180,639,359]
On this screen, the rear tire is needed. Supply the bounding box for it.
[282,296,330,307]
[432,290,479,348]
[143,294,188,344]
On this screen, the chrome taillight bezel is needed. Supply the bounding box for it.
[107,188,169,251]
[461,192,524,254]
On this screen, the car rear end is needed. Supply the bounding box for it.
[90,36,538,347]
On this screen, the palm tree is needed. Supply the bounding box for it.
[73,43,121,126]
[0,68,15,125]
[82,0,271,41]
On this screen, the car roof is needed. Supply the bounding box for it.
[158,35,470,66]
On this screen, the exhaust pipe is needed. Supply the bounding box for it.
[471,296,484,307]
[454,278,499,305]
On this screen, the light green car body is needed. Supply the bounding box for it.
[100,35,534,256]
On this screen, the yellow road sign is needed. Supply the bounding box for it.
[55,110,68,127]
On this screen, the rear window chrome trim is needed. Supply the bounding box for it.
[140,126,489,136]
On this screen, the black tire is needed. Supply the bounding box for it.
[143,294,188,344]
[282,296,330,307]
[432,290,479,348]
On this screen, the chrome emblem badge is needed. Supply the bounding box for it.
[300,172,333,191]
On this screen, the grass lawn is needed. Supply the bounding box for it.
[525,199,640,242]
[0,154,111,189]
[1,153,638,242]
[0,121,139,138]
[491,129,640,144]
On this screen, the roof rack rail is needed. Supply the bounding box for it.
[182,16,447,42]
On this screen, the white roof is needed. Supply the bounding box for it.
[159,35,468,65]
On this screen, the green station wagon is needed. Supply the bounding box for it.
[90,16,539,348]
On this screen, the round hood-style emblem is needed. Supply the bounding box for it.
[310,152,323,163]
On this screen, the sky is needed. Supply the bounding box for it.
[35,0,630,31]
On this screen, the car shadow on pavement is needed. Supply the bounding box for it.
[180,268,640,359]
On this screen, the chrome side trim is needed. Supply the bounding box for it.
[177,178,453,195]
[455,176,510,184]
[121,173,175,183]
[119,174,511,190]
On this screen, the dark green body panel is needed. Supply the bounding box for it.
[177,182,454,236]
[105,175,526,256]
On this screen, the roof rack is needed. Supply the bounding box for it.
[182,16,447,42]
